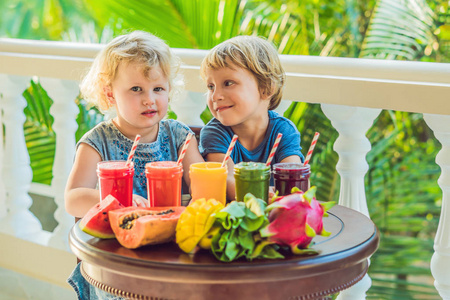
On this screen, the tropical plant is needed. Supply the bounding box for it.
[354,0,444,298]
[0,0,96,40]
[23,80,55,185]
[361,0,450,62]
[22,80,104,184]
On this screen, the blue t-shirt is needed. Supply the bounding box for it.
[78,118,192,199]
[199,110,304,165]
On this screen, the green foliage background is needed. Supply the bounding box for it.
[1,0,449,298]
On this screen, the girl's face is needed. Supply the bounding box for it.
[205,63,269,127]
[107,61,169,138]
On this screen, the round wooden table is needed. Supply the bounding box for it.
[69,204,379,300]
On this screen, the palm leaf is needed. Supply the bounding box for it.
[360,0,436,60]
[84,0,201,48]
[75,97,104,142]
[169,0,244,48]
[23,80,56,185]
[0,0,93,40]
[23,81,103,185]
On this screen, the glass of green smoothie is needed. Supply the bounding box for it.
[234,162,271,203]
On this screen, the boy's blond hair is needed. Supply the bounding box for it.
[200,35,285,110]
[80,30,182,112]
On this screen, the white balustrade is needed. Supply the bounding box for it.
[423,114,450,300]
[40,78,80,251]
[0,74,43,238]
[321,104,381,299]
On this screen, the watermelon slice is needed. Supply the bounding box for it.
[79,195,124,239]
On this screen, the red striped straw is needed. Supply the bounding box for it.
[303,132,320,165]
[177,133,193,165]
[265,133,283,166]
[221,134,238,168]
[126,134,141,167]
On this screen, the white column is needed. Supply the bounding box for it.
[0,74,43,237]
[423,113,450,299]
[275,100,293,116]
[321,104,381,299]
[40,78,80,251]
[321,104,381,217]
[0,82,6,220]
[171,91,206,126]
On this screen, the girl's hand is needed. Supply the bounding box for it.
[133,194,149,207]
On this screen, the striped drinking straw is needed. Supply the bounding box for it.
[303,132,320,165]
[177,133,193,165]
[221,134,238,168]
[265,133,283,166]
[126,134,141,167]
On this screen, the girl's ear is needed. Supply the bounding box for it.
[103,85,115,104]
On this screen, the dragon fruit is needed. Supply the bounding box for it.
[260,186,335,255]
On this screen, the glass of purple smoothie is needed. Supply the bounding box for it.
[273,163,310,196]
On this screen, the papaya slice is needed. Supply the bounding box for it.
[79,195,124,239]
[109,206,185,249]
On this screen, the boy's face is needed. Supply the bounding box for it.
[105,61,169,138]
[204,63,270,128]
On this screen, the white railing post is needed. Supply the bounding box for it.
[0,84,5,220]
[321,104,381,299]
[275,100,293,116]
[40,78,80,251]
[0,74,43,238]
[423,113,450,300]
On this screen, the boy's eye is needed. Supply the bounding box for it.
[154,87,164,92]
[131,86,142,92]
[207,84,215,91]
[224,81,234,87]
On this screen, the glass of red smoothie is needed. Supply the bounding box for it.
[145,161,183,207]
[97,161,134,207]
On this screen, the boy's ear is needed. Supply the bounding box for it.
[260,86,274,101]
[103,85,115,104]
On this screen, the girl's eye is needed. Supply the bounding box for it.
[207,84,214,91]
[154,87,164,92]
[225,81,234,87]
[131,86,142,92]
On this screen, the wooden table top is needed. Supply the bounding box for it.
[69,204,379,300]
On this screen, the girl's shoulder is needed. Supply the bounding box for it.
[160,118,192,134]
[79,119,115,141]
[158,119,194,148]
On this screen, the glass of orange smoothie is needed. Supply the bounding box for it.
[189,162,227,205]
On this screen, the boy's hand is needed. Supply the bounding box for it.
[268,186,275,200]
[269,186,282,204]
[133,194,149,207]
